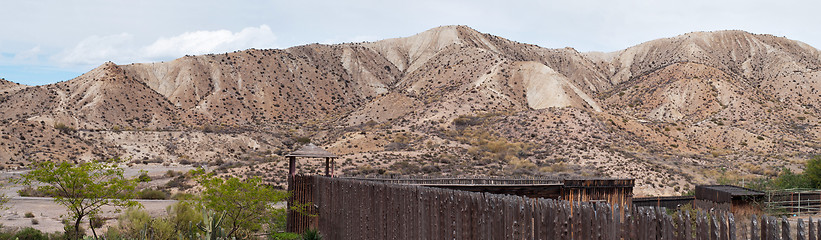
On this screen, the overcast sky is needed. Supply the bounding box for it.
[1,0,819,85]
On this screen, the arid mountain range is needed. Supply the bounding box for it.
[1,26,819,196]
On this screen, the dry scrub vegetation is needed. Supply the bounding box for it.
[0,26,818,197]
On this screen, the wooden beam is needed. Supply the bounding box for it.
[325,157,330,176]
[289,156,297,179]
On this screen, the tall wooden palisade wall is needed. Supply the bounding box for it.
[299,176,821,239]
[562,179,634,211]
[286,175,317,233]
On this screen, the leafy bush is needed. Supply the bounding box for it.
[137,189,168,200]
[804,156,821,188]
[452,115,483,127]
[166,201,202,237]
[301,229,323,240]
[0,229,12,240]
[744,155,821,191]
[24,212,34,218]
[17,186,49,197]
[116,207,176,239]
[13,227,48,240]
[63,221,86,240]
[165,175,191,189]
[137,172,152,182]
[116,207,150,236]
[295,137,311,144]
[171,192,195,200]
[269,232,301,240]
[198,176,289,238]
[103,227,124,239]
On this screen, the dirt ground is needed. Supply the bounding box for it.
[1,197,176,234]
[0,163,194,234]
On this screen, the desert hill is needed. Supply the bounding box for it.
[0,78,27,93]
[0,26,819,196]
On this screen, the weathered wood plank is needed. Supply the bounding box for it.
[772,216,780,240]
[720,212,728,240]
[751,215,759,240]
[800,218,807,240]
[815,219,821,240]
[785,216,792,240]
[711,211,719,240]
[728,213,736,240]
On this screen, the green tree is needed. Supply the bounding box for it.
[773,168,813,189]
[198,175,288,238]
[16,160,140,239]
[804,155,821,188]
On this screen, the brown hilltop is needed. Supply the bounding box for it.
[0,78,27,92]
[0,62,179,130]
[1,26,819,196]
[597,30,821,112]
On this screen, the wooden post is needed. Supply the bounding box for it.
[286,156,296,232]
[331,158,336,177]
[325,157,330,176]
[728,213,736,240]
[289,156,297,179]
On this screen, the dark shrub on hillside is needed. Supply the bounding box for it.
[137,189,168,200]
[165,176,191,189]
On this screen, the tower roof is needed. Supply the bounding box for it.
[285,143,337,158]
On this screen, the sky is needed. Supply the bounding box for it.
[1,0,819,86]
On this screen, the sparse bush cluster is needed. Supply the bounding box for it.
[53,122,76,134]
[137,188,168,200]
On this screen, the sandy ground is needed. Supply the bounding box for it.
[0,163,195,234]
[1,197,176,234]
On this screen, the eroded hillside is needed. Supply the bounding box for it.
[1,26,819,196]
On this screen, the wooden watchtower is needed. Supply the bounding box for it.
[285,143,338,178]
[285,143,337,233]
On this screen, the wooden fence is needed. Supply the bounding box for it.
[766,189,821,216]
[292,175,821,239]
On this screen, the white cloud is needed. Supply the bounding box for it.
[53,33,136,66]
[54,25,277,67]
[142,25,277,59]
[13,46,42,63]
